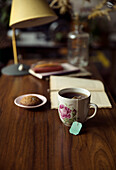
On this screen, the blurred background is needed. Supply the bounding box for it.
[0,0,116,101]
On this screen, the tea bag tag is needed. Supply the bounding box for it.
[69,121,82,135]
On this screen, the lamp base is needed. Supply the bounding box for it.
[1,63,30,76]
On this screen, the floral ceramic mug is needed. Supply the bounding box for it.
[58,88,97,127]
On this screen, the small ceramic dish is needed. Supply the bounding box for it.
[14,94,47,108]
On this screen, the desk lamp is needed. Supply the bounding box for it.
[1,0,57,76]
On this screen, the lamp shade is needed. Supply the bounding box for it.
[9,0,58,28]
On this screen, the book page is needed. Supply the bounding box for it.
[90,91,112,108]
[50,76,105,92]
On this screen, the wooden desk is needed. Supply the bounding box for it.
[0,60,116,170]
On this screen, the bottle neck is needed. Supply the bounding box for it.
[74,24,79,33]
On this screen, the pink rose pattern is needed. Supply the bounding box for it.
[59,104,76,120]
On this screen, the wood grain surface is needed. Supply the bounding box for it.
[0,60,116,170]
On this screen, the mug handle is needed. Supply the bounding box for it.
[86,103,98,121]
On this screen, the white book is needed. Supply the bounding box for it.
[29,63,80,79]
[50,76,112,109]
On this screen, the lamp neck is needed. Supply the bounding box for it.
[12,28,18,64]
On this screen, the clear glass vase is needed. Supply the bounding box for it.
[67,24,89,67]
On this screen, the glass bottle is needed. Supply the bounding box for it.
[67,20,89,67]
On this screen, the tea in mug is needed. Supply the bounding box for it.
[61,92,88,100]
